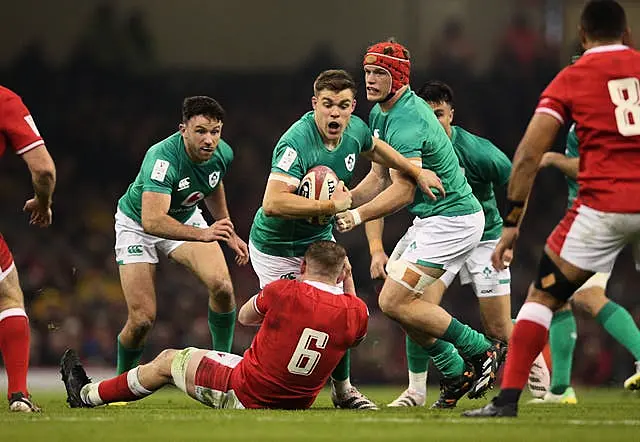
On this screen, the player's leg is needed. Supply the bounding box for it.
[169,241,236,352]
[0,235,39,412]
[114,209,161,374]
[116,263,157,374]
[379,212,501,399]
[61,348,176,407]
[463,249,595,417]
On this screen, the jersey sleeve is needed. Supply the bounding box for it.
[139,149,178,195]
[1,93,44,155]
[350,116,373,153]
[535,68,572,125]
[255,280,286,315]
[386,116,422,159]
[352,297,369,346]
[270,141,306,185]
[479,141,512,187]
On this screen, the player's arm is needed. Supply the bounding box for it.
[336,168,415,232]
[362,138,444,199]
[238,294,264,326]
[141,191,233,242]
[262,174,350,218]
[539,153,578,180]
[21,146,56,226]
[350,162,391,207]
[204,182,249,265]
[365,218,388,279]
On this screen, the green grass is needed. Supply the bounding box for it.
[0,387,638,441]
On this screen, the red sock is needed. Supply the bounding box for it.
[0,310,30,399]
[97,369,152,403]
[501,319,550,390]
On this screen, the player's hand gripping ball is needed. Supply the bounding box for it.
[298,165,339,225]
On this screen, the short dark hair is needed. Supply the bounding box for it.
[182,96,225,123]
[304,241,347,278]
[417,80,455,107]
[313,70,357,97]
[581,0,627,42]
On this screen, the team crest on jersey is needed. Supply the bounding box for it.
[373,129,380,138]
[209,172,220,188]
[181,191,205,207]
[345,153,356,172]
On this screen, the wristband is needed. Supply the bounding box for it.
[349,209,362,226]
[503,199,525,227]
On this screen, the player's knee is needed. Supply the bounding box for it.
[485,322,511,343]
[207,278,235,307]
[127,310,156,341]
[533,252,582,305]
[154,349,179,377]
[378,290,400,318]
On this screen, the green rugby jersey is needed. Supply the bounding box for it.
[250,111,373,257]
[118,132,233,224]
[369,89,481,218]
[565,124,579,209]
[451,126,511,241]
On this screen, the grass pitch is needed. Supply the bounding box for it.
[0,387,638,441]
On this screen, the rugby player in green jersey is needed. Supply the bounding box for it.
[249,69,443,410]
[338,40,503,402]
[114,96,248,375]
[531,124,640,404]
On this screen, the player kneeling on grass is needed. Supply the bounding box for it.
[61,241,369,410]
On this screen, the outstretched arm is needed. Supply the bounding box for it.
[261,175,351,218]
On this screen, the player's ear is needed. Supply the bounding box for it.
[179,123,186,134]
[300,259,307,275]
[311,96,318,110]
[351,98,356,112]
[623,28,634,48]
[336,265,347,284]
[449,107,455,124]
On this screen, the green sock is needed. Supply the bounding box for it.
[331,349,350,382]
[442,318,491,359]
[596,301,640,360]
[549,309,577,395]
[406,335,430,373]
[423,338,464,378]
[116,337,144,375]
[208,308,236,352]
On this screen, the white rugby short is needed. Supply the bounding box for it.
[547,203,640,273]
[387,211,484,276]
[249,240,303,288]
[114,207,208,265]
[440,239,511,298]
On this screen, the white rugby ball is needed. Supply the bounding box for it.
[298,165,339,225]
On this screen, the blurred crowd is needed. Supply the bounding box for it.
[1,7,639,386]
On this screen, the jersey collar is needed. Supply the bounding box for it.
[302,280,344,295]
[583,44,629,55]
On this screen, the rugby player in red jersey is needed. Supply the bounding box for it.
[0,86,56,412]
[61,241,369,410]
[464,0,640,417]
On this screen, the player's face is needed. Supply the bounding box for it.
[312,89,356,143]
[180,116,223,163]
[427,101,454,137]
[364,65,392,102]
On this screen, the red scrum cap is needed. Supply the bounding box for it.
[363,41,411,96]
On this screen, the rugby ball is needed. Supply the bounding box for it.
[298,165,339,225]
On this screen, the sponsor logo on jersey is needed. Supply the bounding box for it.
[151,159,170,182]
[178,177,191,191]
[345,153,356,172]
[373,128,380,138]
[209,171,220,188]
[280,272,297,280]
[480,289,494,294]
[181,191,205,207]
[127,245,143,255]
[277,147,298,171]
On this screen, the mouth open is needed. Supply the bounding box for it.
[327,121,341,135]
[200,146,214,153]
[366,87,379,94]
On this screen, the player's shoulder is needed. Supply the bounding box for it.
[0,85,20,102]
[146,132,182,158]
[215,138,234,161]
[454,126,498,152]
